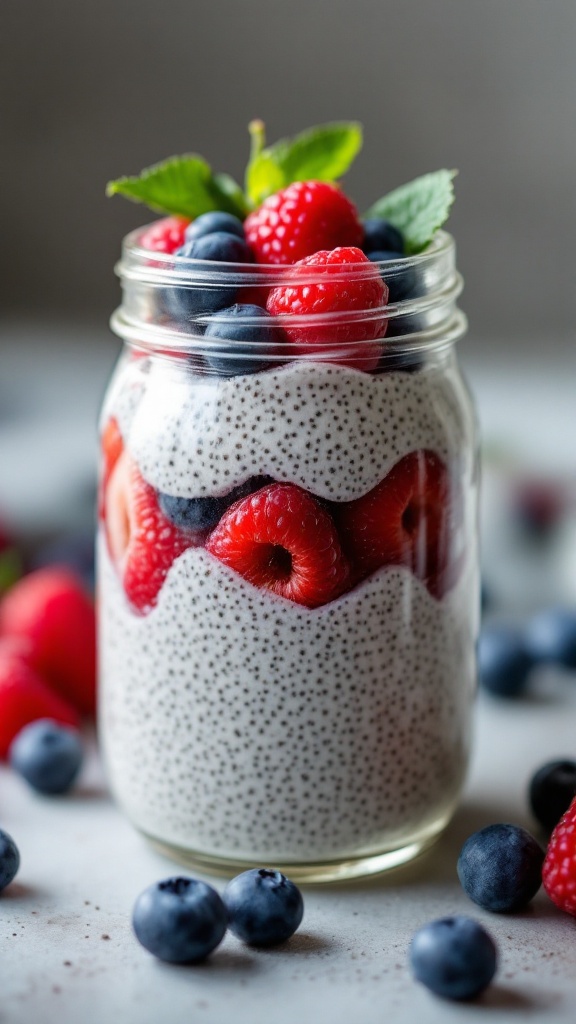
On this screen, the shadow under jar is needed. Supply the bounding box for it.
[97,229,479,882]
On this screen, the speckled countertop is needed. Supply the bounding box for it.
[2,678,576,1024]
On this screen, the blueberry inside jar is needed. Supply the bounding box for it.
[99,130,478,880]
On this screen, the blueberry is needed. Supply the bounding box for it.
[132,876,227,963]
[524,608,576,670]
[204,304,287,377]
[0,828,20,892]
[362,218,404,255]
[159,476,272,532]
[457,823,544,912]
[223,868,304,946]
[166,232,253,320]
[9,719,83,795]
[477,624,533,697]
[366,251,420,303]
[530,759,576,832]
[185,211,245,243]
[410,916,497,1000]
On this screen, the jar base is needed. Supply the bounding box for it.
[141,828,444,883]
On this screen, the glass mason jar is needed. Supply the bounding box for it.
[97,228,479,882]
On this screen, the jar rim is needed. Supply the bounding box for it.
[118,228,456,288]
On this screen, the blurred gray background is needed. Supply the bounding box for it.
[1,0,575,348]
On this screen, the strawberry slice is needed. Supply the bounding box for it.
[105,453,195,614]
[98,416,124,521]
[0,643,80,758]
[336,450,458,598]
[0,568,97,717]
[206,483,349,608]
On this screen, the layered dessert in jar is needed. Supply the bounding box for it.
[99,123,479,879]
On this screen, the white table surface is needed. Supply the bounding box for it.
[2,686,576,1024]
[1,321,576,1022]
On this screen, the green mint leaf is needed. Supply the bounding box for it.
[211,173,249,218]
[245,121,363,208]
[0,548,22,597]
[106,155,246,219]
[364,169,457,254]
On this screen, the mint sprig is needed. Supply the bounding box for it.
[0,547,22,597]
[106,155,248,220]
[107,124,456,249]
[245,120,363,207]
[364,169,457,254]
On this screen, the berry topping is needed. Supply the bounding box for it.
[167,231,254,318]
[0,567,97,717]
[266,246,387,372]
[366,252,420,303]
[362,218,404,255]
[0,829,20,892]
[524,607,576,670]
[0,645,79,758]
[105,453,195,614]
[223,868,304,946]
[530,760,576,833]
[457,823,544,912]
[10,718,83,795]
[159,476,272,533]
[245,180,363,265]
[477,624,534,698]
[132,876,228,963]
[206,482,349,608]
[410,916,497,1001]
[336,450,455,597]
[139,216,190,254]
[543,796,576,916]
[203,303,287,376]
[185,211,245,243]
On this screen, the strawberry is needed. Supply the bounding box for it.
[542,795,576,916]
[98,416,124,521]
[139,216,190,254]
[105,453,195,614]
[0,568,97,717]
[336,450,456,598]
[266,247,387,372]
[0,644,79,758]
[206,482,349,608]
[244,180,363,265]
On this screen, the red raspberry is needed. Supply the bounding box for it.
[139,216,190,254]
[0,643,80,757]
[0,568,97,717]
[266,247,387,372]
[206,483,349,608]
[543,796,576,915]
[245,180,363,265]
[336,450,458,598]
[104,453,195,614]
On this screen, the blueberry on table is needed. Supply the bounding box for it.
[530,759,576,832]
[223,868,304,946]
[9,719,83,795]
[166,232,253,319]
[159,476,272,532]
[524,608,576,670]
[185,211,246,243]
[132,877,228,963]
[477,624,533,697]
[0,828,20,892]
[410,916,497,1000]
[204,303,287,377]
[457,823,544,912]
[362,218,404,255]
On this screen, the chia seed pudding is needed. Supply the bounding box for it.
[98,353,478,871]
